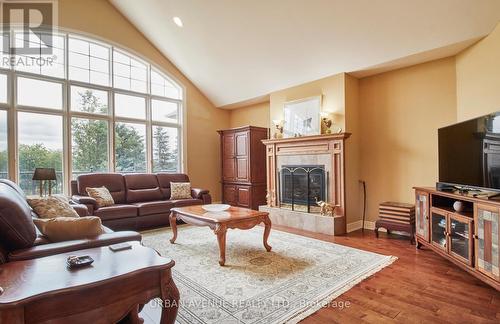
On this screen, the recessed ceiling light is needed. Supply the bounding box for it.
[173,17,183,27]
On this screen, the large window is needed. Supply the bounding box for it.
[18,112,63,194]
[0,110,7,179]
[0,31,184,194]
[115,122,147,173]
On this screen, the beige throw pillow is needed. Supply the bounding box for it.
[86,186,114,207]
[170,182,192,199]
[27,195,80,219]
[33,216,103,242]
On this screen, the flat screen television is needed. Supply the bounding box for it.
[438,111,500,192]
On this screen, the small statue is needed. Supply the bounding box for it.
[322,117,332,134]
[272,120,284,139]
[315,197,337,217]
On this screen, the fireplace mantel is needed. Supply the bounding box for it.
[262,133,351,145]
[261,133,351,235]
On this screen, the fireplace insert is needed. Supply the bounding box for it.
[279,165,326,213]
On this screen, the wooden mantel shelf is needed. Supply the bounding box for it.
[262,133,351,145]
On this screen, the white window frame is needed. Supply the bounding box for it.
[0,29,185,195]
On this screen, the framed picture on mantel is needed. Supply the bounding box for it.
[283,96,321,137]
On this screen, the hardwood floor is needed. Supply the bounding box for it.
[141,226,500,323]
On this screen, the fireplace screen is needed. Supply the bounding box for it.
[279,165,326,213]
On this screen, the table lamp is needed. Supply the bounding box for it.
[32,168,57,196]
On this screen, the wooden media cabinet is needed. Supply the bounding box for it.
[414,187,499,290]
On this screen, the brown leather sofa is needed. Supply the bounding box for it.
[71,173,211,230]
[0,179,141,264]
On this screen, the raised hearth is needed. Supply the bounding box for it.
[261,133,350,235]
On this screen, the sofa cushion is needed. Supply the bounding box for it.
[134,200,174,216]
[0,181,37,250]
[27,195,80,219]
[77,173,126,204]
[86,186,115,207]
[156,173,190,199]
[170,182,192,199]
[171,199,203,208]
[33,216,103,242]
[94,204,138,221]
[124,174,163,203]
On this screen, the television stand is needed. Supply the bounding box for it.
[414,187,500,291]
[471,191,500,199]
[436,183,500,200]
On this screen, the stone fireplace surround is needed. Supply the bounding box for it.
[259,133,350,235]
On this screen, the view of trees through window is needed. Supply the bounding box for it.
[18,112,63,194]
[0,32,183,195]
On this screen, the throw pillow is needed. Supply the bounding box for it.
[33,216,103,242]
[170,182,192,199]
[86,186,114,207]
[27,195,80,219]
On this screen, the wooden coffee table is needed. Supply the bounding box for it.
[170,206,272,266]
[0,241,179,324]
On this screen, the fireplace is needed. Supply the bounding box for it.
[279,165,326,213]
[260,133,350,235]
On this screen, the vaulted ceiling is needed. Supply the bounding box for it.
[110,0,500,108]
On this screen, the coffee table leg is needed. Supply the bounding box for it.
[169,212,177,244]
[160,268,180,324]
[263,215,272,252]
[215,224,227,266]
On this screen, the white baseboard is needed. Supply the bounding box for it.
[347,220,383,233]
[347,220,411,238]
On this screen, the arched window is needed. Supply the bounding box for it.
[0,31,184,195]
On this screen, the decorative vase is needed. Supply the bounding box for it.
[453,201,465,212]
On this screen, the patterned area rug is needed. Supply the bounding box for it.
[142,226,396,324]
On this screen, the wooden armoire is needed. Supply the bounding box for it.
[218,126,268,210]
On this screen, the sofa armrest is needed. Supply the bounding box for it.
[72,195,97,206]
[8,231,142,262]
[72,195,97,214]
[191,188,209,199]
[191,188,211,204]
[69,202,89,217]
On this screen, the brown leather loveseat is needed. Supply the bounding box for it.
[0,179,141,264]
[71,173,211,231]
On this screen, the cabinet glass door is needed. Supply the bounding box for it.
[431,211,447,250]
[475,204,500,280]
[415,192,429,242]
[449,214,473,265]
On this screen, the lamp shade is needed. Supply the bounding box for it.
[32,168,57,181]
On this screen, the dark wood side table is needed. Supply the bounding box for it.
[0,241,179,324]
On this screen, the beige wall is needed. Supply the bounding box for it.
[269,73,346,137]
[358,57,457,221]
[58,0,229,200]
[456,23,500,121]
[344,74,361,225]
[229,102,270,128]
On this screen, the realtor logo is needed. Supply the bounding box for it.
[1,0,57,55]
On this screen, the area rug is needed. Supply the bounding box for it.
[142,226,396,324]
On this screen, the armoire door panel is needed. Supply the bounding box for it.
[235,132,248,156]
[223,158,236,180]
[223,134,235,157]
[236,158,249,181]
[237,186,250,208]
[223,185,237,205]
